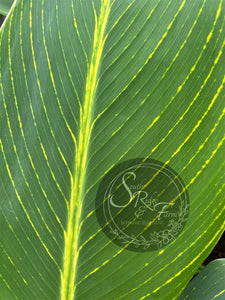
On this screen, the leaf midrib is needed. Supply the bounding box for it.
[60,1,111,300]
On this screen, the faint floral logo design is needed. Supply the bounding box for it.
[95,158,189,252]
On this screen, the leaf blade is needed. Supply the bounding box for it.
[0,0,225,299]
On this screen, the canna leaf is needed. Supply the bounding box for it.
[0,0,225,299]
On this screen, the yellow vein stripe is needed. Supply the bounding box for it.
[182,294,189,299]
[5,4,64,252]
[186,134,225,189]
[171,281,185,300]
[19,0,67,228]
[60,1,111,300]
[103,0,137,45]
[102,0,170,78]
[55,0,81,128]
[29,1,71,205]
[71,1,89,70]
[0,274,19,300]
[41,0,76,144]
[181,108,225,171]
[0,139,59,269]
[182,288,225,300]
[103,0,159,59]
[82,0,92,42]
[214,290,225,298]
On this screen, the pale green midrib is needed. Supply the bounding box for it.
[60,1,111,300]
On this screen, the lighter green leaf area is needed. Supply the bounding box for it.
[0,0,225,299]
[0,0,14,16]
[179,259,225,300]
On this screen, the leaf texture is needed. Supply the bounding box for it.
[0,0,225,299]
[0,0,14,16]
[180,259,225,299]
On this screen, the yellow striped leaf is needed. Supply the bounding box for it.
[0,0,225,299]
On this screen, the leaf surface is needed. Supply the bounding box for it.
[0,0,14,16]
[0,0,225,299]
[179,259,225,300]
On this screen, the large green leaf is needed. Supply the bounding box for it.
[180,259,225,299]
[0,0,225,299]
[0,0,14,16]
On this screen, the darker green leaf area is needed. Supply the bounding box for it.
[179,259,225,299]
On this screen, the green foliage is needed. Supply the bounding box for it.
[0,0,14,16]
[180,259,225,299]
[0,0,224,299]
